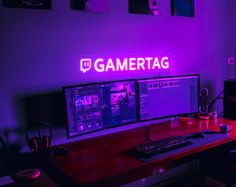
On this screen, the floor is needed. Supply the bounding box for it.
[161,175,226,187]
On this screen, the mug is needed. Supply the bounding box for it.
[219,124,232,134]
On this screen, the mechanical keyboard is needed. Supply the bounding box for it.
[135,136,193,157]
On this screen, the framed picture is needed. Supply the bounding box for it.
[128,0,158,16]
[71,0,109,13]
[3,0,52,9]
[171,0,194,17]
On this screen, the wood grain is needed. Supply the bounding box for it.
[50,118,236,187]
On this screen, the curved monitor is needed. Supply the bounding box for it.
[137,75,199,121]
[64,80,137,138]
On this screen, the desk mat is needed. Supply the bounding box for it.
[129,133,230,163]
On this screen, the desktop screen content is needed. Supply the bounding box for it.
[138,75,199,120]
[64,80,137,137]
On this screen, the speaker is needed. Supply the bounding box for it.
[199,87,209,115]
[224,80,236,119]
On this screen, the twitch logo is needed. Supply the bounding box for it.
[80,59,92,73]
[80,56,170,73]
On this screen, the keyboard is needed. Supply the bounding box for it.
[135,136,193,157]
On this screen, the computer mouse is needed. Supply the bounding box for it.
[15,169,40,180]
[187,132,207,139]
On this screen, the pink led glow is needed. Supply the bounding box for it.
[198,120,209,130]
[80,56,170,73]
[228,57,235,65]
[158,168,165,173]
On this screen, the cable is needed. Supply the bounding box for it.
[0,135,41,180]
[208,90,224,112]
[0,135,21,171]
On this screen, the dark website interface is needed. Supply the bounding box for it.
[65,81,137,137]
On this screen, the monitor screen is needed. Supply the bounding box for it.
[64,80,137,137]
[138,75,199,121]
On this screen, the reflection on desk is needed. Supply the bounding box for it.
[49,118,236,187]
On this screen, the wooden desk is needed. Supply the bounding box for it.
[5,169,58,187]
[49,118,236,187]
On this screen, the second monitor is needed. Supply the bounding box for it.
[138,75,199,121]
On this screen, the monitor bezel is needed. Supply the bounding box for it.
[63,79,138,138]
[137,74,200,122]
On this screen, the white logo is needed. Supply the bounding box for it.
[80,59,92,73]
[80,57,170,73]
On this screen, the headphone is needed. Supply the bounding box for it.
[26,122,52,153]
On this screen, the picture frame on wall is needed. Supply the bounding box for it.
[71,0,109,13]
[128,0,158,16]
[2,0,52,9]
[171,0,194,17]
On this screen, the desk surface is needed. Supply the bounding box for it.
[5,169,58,187]
[49,118,236,187]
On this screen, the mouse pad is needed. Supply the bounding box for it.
[129,133,229,163]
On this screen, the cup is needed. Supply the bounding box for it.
[219,124,232,134]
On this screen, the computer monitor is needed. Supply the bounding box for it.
[138,75,199,121]
[64,80,137,137]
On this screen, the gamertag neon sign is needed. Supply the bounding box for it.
[80,56,170,73]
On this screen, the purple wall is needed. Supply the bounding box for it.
[0,0,236,130]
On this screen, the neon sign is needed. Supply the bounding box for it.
[80,56,170,73]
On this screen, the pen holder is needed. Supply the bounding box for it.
[219,124,232,134]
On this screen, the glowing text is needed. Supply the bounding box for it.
[80,57,170,73]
